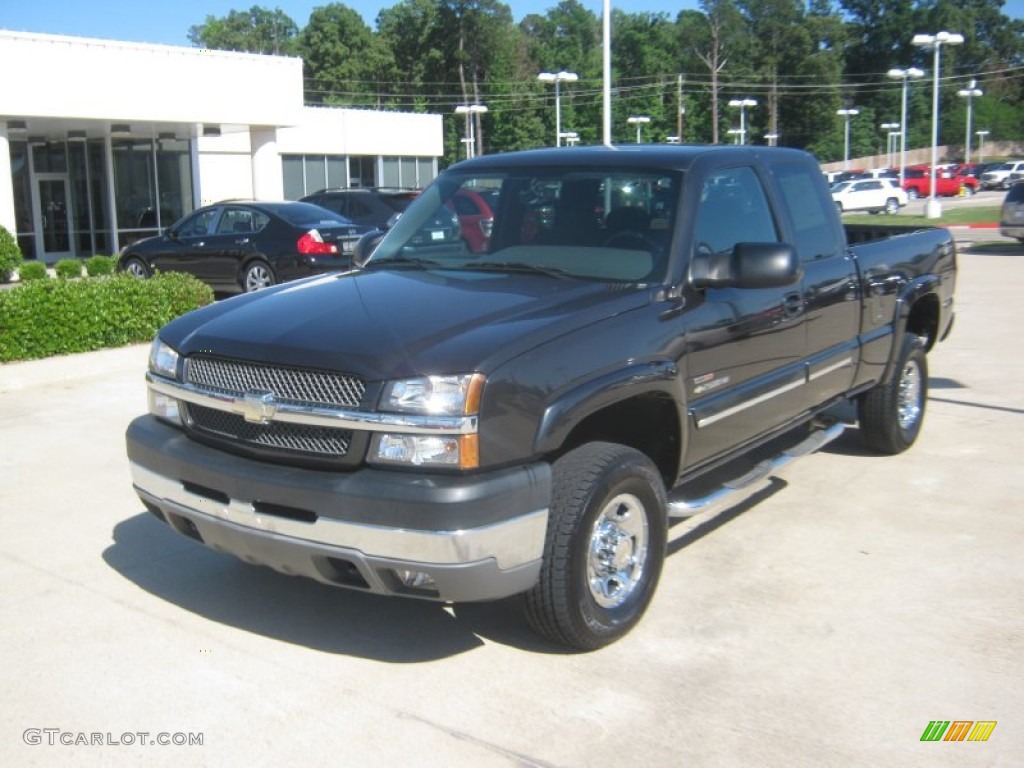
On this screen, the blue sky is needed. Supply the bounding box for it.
[1,0,1020,47]
[2,1,697,46]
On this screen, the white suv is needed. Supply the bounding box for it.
[832,178,908,215]
[980,161,1024,190]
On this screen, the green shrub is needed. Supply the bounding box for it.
[0,224,23,283]
[0,272,214,362]
[55,259,84,280]
[17,261,48,281]
[85,254,116,277]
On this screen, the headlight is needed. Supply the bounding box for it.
[149,337,180,379]
[380,374,484,415]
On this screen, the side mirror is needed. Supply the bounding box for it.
[353,229,386,268]
[691,242,801,290]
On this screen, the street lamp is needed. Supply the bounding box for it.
[881,123,901,167]
[627,115,650,144]
[538,71,578,147]
[728,98,757,145]
[958,78,983,164]
[912,31,964,218]
[454,104,488,159]
[976,129,990,164]
[887,67,925,187]
[837,108,860,169]
[764,133,779,147]
[560,131,580,146]
[727,128,743,145]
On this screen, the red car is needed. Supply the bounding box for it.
[451,188,495,253]
[901,168,979,198]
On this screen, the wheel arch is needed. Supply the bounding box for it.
[534,363,684,488]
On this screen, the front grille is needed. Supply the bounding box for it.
[185,404,353,457]
[186,356,365,408]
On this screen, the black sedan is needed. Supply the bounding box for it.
[118,201,372,292]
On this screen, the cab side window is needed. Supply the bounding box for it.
[768,160,843,262]
[694,167,778,255]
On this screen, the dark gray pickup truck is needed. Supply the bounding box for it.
[126,145,956,649]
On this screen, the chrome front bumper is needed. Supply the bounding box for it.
[127,416,550,602]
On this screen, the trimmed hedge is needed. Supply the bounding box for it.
[86,255,116,277]
[0,272,214,362]
[18,261,48,281]
[55,259,84,280]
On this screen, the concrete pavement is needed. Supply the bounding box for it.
[1,239,1022,767]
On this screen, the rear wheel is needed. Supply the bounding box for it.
[858,335,928,454]
[906,188,919,200]
[524,442,667,650]
[241,260,275,292]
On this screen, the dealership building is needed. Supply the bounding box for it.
[0,30,444,262]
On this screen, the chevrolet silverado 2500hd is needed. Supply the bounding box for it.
[126,145,956,649]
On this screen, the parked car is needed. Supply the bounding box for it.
[901,167,978,198]
[1000,181,1024,243]
[118,201,371,293]
[980,161,1024,190]
[300,188,420,229]
[832,178,908,214]
[305,186,495,253]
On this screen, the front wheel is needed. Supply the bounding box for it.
[523,442,667,650]
[884,198,901,215]
[961,184,975,197]
[241,260,275,292]
[857,335,928,454]
[123,257,149,279]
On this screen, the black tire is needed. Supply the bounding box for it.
[884,198,900,215]
[241,260,275,292]
[906,188,919,200]
[523,442,667,650]
[857,335,928,454]
[123,257,149,279]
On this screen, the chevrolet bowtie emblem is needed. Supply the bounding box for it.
[238,390,278,424]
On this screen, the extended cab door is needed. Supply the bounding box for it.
[766,158,860,406]
[682,165,807,465]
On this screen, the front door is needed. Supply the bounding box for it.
[681,164,808,466]
[35,175,74,260]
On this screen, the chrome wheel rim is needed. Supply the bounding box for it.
[245,265,273,291]
[127,260,147,278]
[897,358,923,430]
[587,493,649,609]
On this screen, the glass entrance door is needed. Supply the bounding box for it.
[35,175,73,259]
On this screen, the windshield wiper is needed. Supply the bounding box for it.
[364,255,443,270]
[460,261,575,279]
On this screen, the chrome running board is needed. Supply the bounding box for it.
[667,420,846,519]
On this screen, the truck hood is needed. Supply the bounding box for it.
[161,268,652,380]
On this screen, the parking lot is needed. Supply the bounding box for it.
[1,234,1022,767]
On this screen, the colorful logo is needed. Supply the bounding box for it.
[920,721,997,742]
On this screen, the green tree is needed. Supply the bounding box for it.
[188,6,298,55]
[299,3,395,107]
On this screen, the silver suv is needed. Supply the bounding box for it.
[1000,182,1024,243]
[980,161,1024,190]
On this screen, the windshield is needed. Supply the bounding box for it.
[277,202,355,227]
[365,170,679,283]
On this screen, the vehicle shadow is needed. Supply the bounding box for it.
[103,513,569,660]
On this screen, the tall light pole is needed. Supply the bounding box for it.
[881,123,900,167]
[958,78,983,164]
[976,129,990,164]
[454,104,488,159]
[912,31,964,218]
[837,108,859,169]
[728,98,757,145]
[727,128,743,145]
[887,67,924,187]
[764,133,779,147]
[627,115,650,143]
[538,71,578,147]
